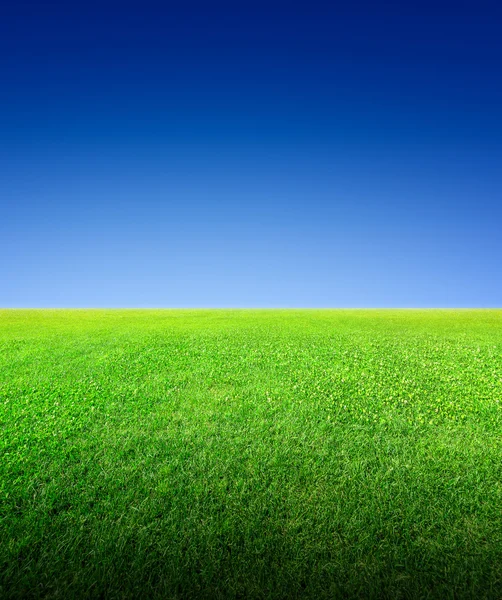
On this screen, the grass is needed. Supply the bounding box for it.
[0,309,501,599]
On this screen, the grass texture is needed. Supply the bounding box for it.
[0,309,501,599]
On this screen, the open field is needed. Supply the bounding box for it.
[0,309,501,598]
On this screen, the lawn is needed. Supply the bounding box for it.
[0,309,501,598]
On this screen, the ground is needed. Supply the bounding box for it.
[0,309,501,598]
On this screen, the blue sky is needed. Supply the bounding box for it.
[1,1,501,307]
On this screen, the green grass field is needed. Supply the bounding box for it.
[1,310,501,599]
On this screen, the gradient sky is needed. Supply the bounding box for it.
[1,1,501,307]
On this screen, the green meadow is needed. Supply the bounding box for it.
[1,309,501,599]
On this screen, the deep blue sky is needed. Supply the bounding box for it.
[1,1,501,307]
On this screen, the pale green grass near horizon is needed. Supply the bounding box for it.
[1,309,501,598]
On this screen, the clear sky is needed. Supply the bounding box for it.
[1,1,501,307]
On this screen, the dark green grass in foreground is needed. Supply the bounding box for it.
[1,309,501,599]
